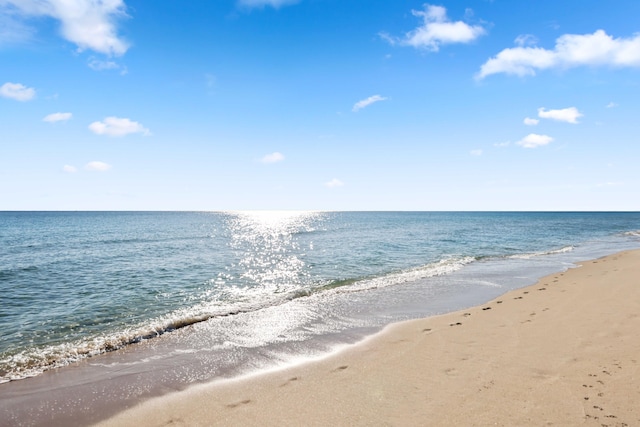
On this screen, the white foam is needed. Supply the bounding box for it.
[329,256,476,294]
[508,246,574,259]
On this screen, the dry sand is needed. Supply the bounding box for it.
[96,250,640,427]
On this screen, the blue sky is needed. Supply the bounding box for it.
[1,0,639,210]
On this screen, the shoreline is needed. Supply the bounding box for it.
[96,249,640,426]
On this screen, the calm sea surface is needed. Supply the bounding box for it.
[1,211,640,424]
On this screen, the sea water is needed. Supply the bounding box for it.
[1,211,639,425]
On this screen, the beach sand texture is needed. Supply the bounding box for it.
[96,250,640,427]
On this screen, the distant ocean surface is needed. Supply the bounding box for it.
[2,211,640,388]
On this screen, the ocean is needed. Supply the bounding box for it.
[1,211,640,425]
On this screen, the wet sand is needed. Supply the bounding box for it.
[95,249,640,426]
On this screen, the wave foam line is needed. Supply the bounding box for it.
[507,246,574,260]
[0,300,273,383]
[324,256,477,295]
[0,256,477,383]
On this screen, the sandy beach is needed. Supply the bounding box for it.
[96,250,640,427]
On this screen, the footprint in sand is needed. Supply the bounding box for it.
[226,399,252,408]
[444,368,458,376]
[449,322,462,326]
[280,377,299,387]
[482,307,492,311]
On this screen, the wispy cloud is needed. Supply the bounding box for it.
[85,161,111,171]
[538,107,583,124]
[260,152,285,164]
[516,133,553,148]
[514,34,538,47]
[0,0,129,56]
[470,149,483,156]
[237,0,299,9]
[44,112,72,123]
[478,30,640,79]
[606,102,618,108]
[89,117,150,137]
[88,57,127,74]
[352,95,387,112]
[325,178,344,188]
[0,11,35,45]
[0,82,35,101]
[523,117,539,126]
[381,4,485,51]
[88,58,118,70]
[62,164,77,173]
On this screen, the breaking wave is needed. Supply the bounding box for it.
[507,246,574,259]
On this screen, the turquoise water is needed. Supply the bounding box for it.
[1,211,640,386]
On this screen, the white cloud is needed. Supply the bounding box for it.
[1,0,129,56]
[89,116,150,137]
[88,58,119,70]
[494,141,510,147]
[382,4,485,51]
[325,178,344,188]
[478,30,640,79]
[62,164,77,173]
[514,34,538,47]
[470,149,483,156]
[352,95,387,112]
[523,117,539,126]
[85,161,111,171]
[606,102,618,108]
[87,57,126,74]
[516,133,553,148]
[43,112,72,123]
[0,82,35,101]
[538,107,583,124]
[237,0,298,8]
[260,152,285,164]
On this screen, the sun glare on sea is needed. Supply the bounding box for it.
[227,210,322,233]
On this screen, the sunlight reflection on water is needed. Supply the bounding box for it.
[226,211,325,294]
